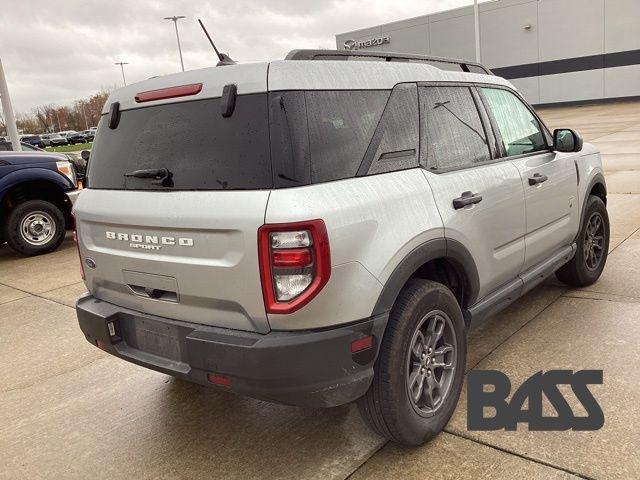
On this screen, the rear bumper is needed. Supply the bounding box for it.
[76,295,387,408]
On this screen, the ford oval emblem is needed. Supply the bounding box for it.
[85,258,96,269]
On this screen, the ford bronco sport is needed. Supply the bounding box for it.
[74,50,608,446]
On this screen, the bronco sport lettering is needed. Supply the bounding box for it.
[105,231,194,247]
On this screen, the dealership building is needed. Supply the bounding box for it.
[335,0,640,105]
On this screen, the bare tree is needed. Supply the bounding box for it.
[33,104,57,132]
[16,112,39,134]
[13,87,114,133]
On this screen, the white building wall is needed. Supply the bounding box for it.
[336,0,640,105]
[604,0,640,99]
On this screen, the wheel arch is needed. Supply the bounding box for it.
[0,179,73,228]
[371,238,480,320]
[588,175,607,205]
[576,173,607,241]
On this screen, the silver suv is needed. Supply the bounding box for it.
[74,50,609,445]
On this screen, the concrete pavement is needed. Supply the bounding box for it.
[1,100,640,479]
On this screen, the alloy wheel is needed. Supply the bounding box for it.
[406,310,457,417]
[584,212,605,271]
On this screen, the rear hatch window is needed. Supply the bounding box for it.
[88,94,272,190]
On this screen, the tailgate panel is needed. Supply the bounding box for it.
[74,189,271,333]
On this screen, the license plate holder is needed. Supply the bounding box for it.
[129,320,182,361]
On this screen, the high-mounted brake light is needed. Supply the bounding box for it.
[135,83,203,103]
[258,220,330,314]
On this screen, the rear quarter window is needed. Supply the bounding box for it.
[305,90,390,183]
[269,86,419,186]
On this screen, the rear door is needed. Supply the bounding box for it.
[479,87,579,271]
[75,86,273,333]
[419,85,526,300]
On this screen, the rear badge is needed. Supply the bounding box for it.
[85,258,96,269]
[105,231,194,250]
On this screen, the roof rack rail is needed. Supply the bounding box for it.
[285,49,493,75]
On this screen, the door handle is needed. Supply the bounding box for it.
[453,191,483,209]
[528,173,548,185]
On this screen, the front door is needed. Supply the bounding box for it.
[479,87,579,271]
[419,85,526,300]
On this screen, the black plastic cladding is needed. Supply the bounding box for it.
[108,102,120,129]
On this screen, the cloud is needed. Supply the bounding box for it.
[0,0,475,115]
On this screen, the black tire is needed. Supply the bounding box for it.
[4,200,66,256]
[556,195,609,287]
[357,279,466,446]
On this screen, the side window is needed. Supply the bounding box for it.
[419,86,491,171]
[481,87,548,157]
[360,83,419,176]
[269,91,311,188]
[305,90,389,183]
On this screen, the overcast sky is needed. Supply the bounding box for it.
[0,0,481,115]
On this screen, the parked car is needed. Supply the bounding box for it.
[66,131,87,145]
[0,140,45,152]
[74,50,609,446]
[48,133,69,146]
[0,139,86,176]
[81,130,95,142]
[40,133,62,147]
[21,135,45,148]
[0,151,80,255]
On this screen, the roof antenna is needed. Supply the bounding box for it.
[198,19,236,66]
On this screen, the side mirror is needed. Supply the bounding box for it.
[81,150,90,161]
[553,128,583,153]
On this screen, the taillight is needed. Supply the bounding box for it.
[73,213,85,280]
[258,220,330,314]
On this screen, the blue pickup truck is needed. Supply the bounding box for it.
[0,151,80,255]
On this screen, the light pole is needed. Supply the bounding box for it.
[114,61,128,86]
[473,0,481,63]
[0,58,20,151]
[81,103,89,130]
[164,16,186,72]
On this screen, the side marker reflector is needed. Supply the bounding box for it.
[350,335,373,353]
[207,373,231,387]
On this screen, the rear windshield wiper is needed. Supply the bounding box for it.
[124,168,173,187]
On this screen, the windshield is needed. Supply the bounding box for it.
[88,94,272,191]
